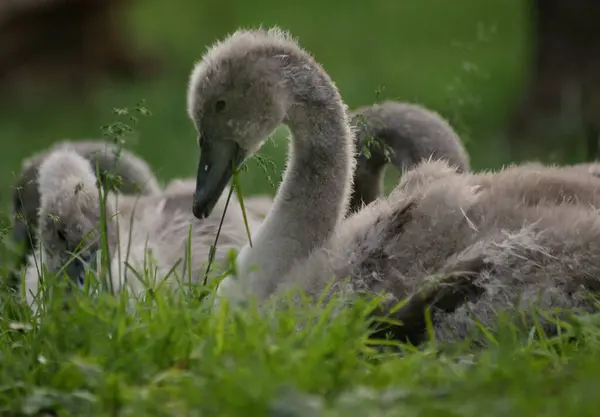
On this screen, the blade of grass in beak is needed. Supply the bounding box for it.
[232,169,253,248]
[203,183,235,286]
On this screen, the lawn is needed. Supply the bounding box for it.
[3,0,600,415]
[2,280,600,416]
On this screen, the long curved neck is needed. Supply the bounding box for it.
[233,63,354,300]
[349,168,385,214]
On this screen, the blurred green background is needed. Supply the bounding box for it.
[0,0,529,207]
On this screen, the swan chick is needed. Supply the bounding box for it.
[26,151,267,305]
[24,149,116,306]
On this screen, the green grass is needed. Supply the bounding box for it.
[3,0,600,415]
[2,276,600,415]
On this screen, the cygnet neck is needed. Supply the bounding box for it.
[233,55,354,300]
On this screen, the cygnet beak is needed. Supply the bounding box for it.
[66,250,98,289]
[12,220,30,246]
[193,138,244,219]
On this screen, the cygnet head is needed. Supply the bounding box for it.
[12,140,160,265]
[350,100,469,211]
[187,27,326,218]
[349,101,469,211]
[352,101,468,172]
[37,149,116,287]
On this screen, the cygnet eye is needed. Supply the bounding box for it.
[198,132,208,147]
[215,99,227,113]
[76,271,86,288]
[57,230,67,243]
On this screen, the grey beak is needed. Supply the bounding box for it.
[193,138,244,219]
[12,220,31,245]
[66,250,96,288]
